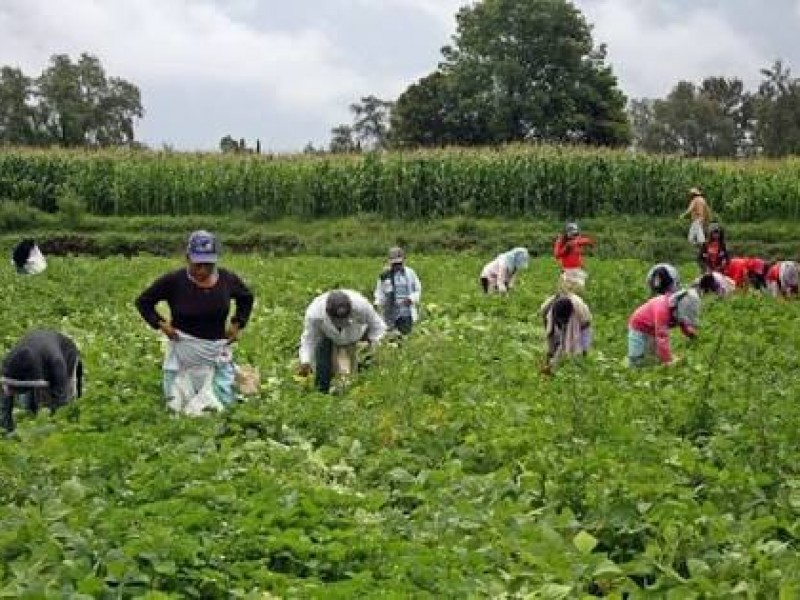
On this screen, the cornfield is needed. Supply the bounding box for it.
[1,146,800,220]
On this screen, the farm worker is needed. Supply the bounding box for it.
[694,271,736,298]
[698,223,730,273]
[553,222,594,277]
[723,257,750,288]
[766,261,799,298]
[681,187,711,246]
[1,330,82,432]
[298,290,386,393]
[135,231,254,413]
[646,263,680,296]
[627,288,701,367]
[11,238,47,275]
[374,246,422,335]
[539,285,592,375]
[480,247,530,294]
[744,258,769,290]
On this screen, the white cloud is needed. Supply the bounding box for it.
[0,0,366,111]
[349,0,467,29]
[575,0,769,98]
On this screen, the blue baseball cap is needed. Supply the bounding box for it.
[187,230,219,263]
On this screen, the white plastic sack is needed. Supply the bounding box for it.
[166,365,224,416]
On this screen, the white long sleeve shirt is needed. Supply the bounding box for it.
[299,290,387,365]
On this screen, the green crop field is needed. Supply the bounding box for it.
[4,146,800,220]
[1,254,800,598]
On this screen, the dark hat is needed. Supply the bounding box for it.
[325,291,352,319]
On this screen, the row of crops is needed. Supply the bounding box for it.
[2,146,800,219]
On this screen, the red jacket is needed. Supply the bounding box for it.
[724,258,748,287]
[767,263,780,284]
[744,258,766,276]
[554,235,593,270]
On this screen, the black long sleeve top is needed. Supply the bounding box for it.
[135,268,254,340]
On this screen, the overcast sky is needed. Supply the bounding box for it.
[2,0,799,151]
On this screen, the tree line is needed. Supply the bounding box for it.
[328,0,800,159]
[2,0,800,159]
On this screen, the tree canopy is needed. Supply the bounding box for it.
[390,0,630,148]
[0,53,143,148]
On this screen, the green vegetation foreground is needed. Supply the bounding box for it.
[1,255,799,597]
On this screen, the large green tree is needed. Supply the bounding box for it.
[630,78,752,157]
[754,60,800,157]
[37,53,143,147]
[391,0,630,147]
[0,53,143,148]
[0,67,38,145]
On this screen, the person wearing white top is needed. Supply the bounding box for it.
[374,247,422,334]
[694,271,736,297]
[480,247,530,294]
[298,289,386,392]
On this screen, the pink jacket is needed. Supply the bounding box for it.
[628,295,673,363]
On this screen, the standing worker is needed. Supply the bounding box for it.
[374,247,422,335]
[681,187,711,246]
[135,231,254,413]
[553,222,594,278]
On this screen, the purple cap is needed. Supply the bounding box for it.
[187,230,219,263]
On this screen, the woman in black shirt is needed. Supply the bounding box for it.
[135,231,254,409]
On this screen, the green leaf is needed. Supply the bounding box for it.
[573,530,598,555]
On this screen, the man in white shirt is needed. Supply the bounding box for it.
[298,289,386,392]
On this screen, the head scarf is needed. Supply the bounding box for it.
[646,263,679,295]
[502,247,530,272]
[779,261,799,290]
[670,288,701,333]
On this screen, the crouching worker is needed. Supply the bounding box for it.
[1,330,82,432]
[480,247,530,294]
[11,238,47,275]
[135,231,254,414]
[646,263,680,296]
[298,290,386,393]
[539,283,592,375]
[766,261,799,299]
[627,289,701,367]
[374,247,421,335]
[694,271,736,298]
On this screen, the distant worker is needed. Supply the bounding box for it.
[698,223,730,273]
[299,290,386,393]
[553,222,594,277]
[646,263,680,296]
[745,258,770,291]
[627,289,701,367]
[374,247,422,335]
[1,330,82,432]
[681,187,711,246]
[11,238,47,275]
[724,257,750,288]
[694,271,736,298]
[480,247,530,294]
[766,261,799,299]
